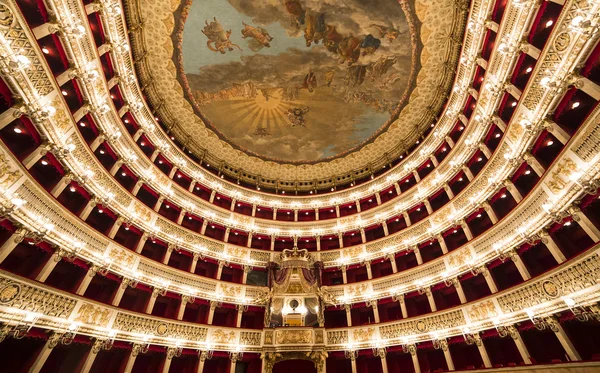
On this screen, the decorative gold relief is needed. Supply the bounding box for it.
[314,330,324,344]
[108,247,135,267]
[74,303,112,327]
[264,330,274,345]
[212,329,235,344]
[226,247,245,258]
[554,32,571,53]
[51,97,71,134]
[468,300,497,322]
[220,284,241,298]
[347,283,368,297]
[447,250,471,268]
[237,216,251,225]
[432,210,448,226]
[547,158,579,194]
[415,320,428,333]
[506,122,525,144]
[0,284,20,303]
[0,152,21,190]
[132,201,152,224]
[156,322,169,336]
[353,327,374,342]
[275,330,312,344]
[542,280,560,298]
[339,216,359,226]
[0,4,15,28]
[346,246,363,259]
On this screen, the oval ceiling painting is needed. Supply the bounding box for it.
[178,0,419,163]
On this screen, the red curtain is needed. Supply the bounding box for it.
[273,359,316,373]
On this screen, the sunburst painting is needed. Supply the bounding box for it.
[177,0,419,162]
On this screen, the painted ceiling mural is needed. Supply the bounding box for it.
[177,0,420,163]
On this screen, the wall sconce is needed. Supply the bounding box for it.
[492,318,518,339]
[59,322,80,345]
[199,343,214,361]
[525,309,557,331]
[461,327,479,345]
[401,338,416,355]
[167,341,183,359]
[93,329,117,352]
[0,311,39,342]
[372,340,387,358]
[345,343,358,360]
[229,345,244,363]
[563,297,600,322]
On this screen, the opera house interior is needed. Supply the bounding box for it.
[1,0,600,372]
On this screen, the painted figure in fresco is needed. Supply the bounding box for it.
[202,17,242,54]
[337,35,362,65]
[323,25,344,54]
[360,34,381,56]
[300,70,317,93]
[324,71,335,87]
[346,65,368,86]
[286,107,310,127]
[241,22,274,51]
[253,127,272,137]
[368,57,397,80]
[284,0,306,28]
[304,11,326,47]
[370,24,402,42]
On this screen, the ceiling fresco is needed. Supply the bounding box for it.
[178,0,420,163]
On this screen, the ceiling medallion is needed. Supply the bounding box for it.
[175,0,420,163]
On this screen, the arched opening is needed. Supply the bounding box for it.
[272,359,317,373]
